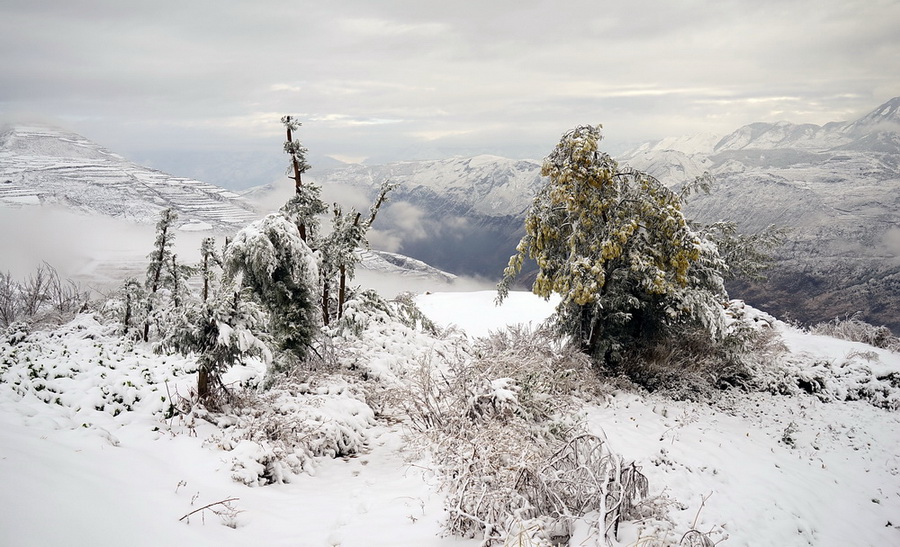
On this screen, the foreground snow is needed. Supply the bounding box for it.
[1,292,898,546]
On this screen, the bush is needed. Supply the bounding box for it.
[399,325,657,545]
[614,300,787,397]
[810,314,900,352]
[0,264,89,329]
[209,377,375,486]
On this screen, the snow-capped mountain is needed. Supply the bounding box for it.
[621,97,900,333]
[0,124,258,231]
[0,124,460,290]
[314,154,544,218]
[291,97,900,333]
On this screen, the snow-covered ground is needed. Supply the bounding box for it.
[1,291,898,546]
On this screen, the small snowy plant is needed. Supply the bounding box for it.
[401,324,654,545]
[158,285,271,406]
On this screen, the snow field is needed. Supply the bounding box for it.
[1,290,899,545]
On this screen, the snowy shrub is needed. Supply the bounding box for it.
[810,314,900,352]
[0,313,196,433]
[754,345,900,410]
[325,289,460,386]
[401,325,655,545]
[0,264,89,329]
[209,377,376,486]
[614,300,787,397]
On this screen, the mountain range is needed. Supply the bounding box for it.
[291,97,900,332]
[621,97,900,332]
[3,97,899,332]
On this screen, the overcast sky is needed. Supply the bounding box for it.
[2,0,899,187]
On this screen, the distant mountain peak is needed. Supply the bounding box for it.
[845,96,900,135]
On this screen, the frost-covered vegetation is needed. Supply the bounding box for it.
[2,121,899,546]
[499,125,784,393]
[0,263,89,329]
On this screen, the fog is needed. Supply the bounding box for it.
[0,203,504,303]
[0,206,220,293]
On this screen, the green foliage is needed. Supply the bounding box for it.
[145,208,178,294]
[500,125,726,365]
[158,285,270,405]
[224,213,319,368]
[280,184,327,240]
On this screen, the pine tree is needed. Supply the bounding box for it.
[320,180,394,322]
[281,115,317,242]
[224,213,319,370]
[120,277,145,337]
[200,236,223,302]
[498,125,728,365]
[144,208,178,341]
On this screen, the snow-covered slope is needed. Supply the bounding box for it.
[1,293,898,546]
[0,125,258,230]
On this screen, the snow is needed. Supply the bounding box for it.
[180,220,214,232]
[415,290,559,338]
[1,292,899,546]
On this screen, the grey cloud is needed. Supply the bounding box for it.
[1,0,897,184]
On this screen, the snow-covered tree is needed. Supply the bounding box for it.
[120,277,145,337]
[281,115,318,242]
[498,125,729,365]
[200,237,223,302]
[160,283,270,404]
[143,208,178,341]
[320,180,395,323]
[224,213,319,370]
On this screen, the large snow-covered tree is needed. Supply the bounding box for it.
[224,213,319,369]
[498,125,729,365]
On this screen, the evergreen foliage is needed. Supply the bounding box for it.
[278,116,394,325]
[200,236,223,302]
[159,285,270,404]
[143,208,181,341]
[499,125,774,371]
[224,213,319,370]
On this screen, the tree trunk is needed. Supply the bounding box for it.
[197,366,209,401]
[123,293,132,333]
[202,254,209,302]
[286,123,307,241]
[338,264,346,320]
[322,278,330,326]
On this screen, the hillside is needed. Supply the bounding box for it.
[307,155,543,278]
[0,125,258,231]
[1,292,898,546]
[0,125,460,291]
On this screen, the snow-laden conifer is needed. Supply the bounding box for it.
[498,125,742,372]
[143,208,179,341]
[225,213,319,371]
